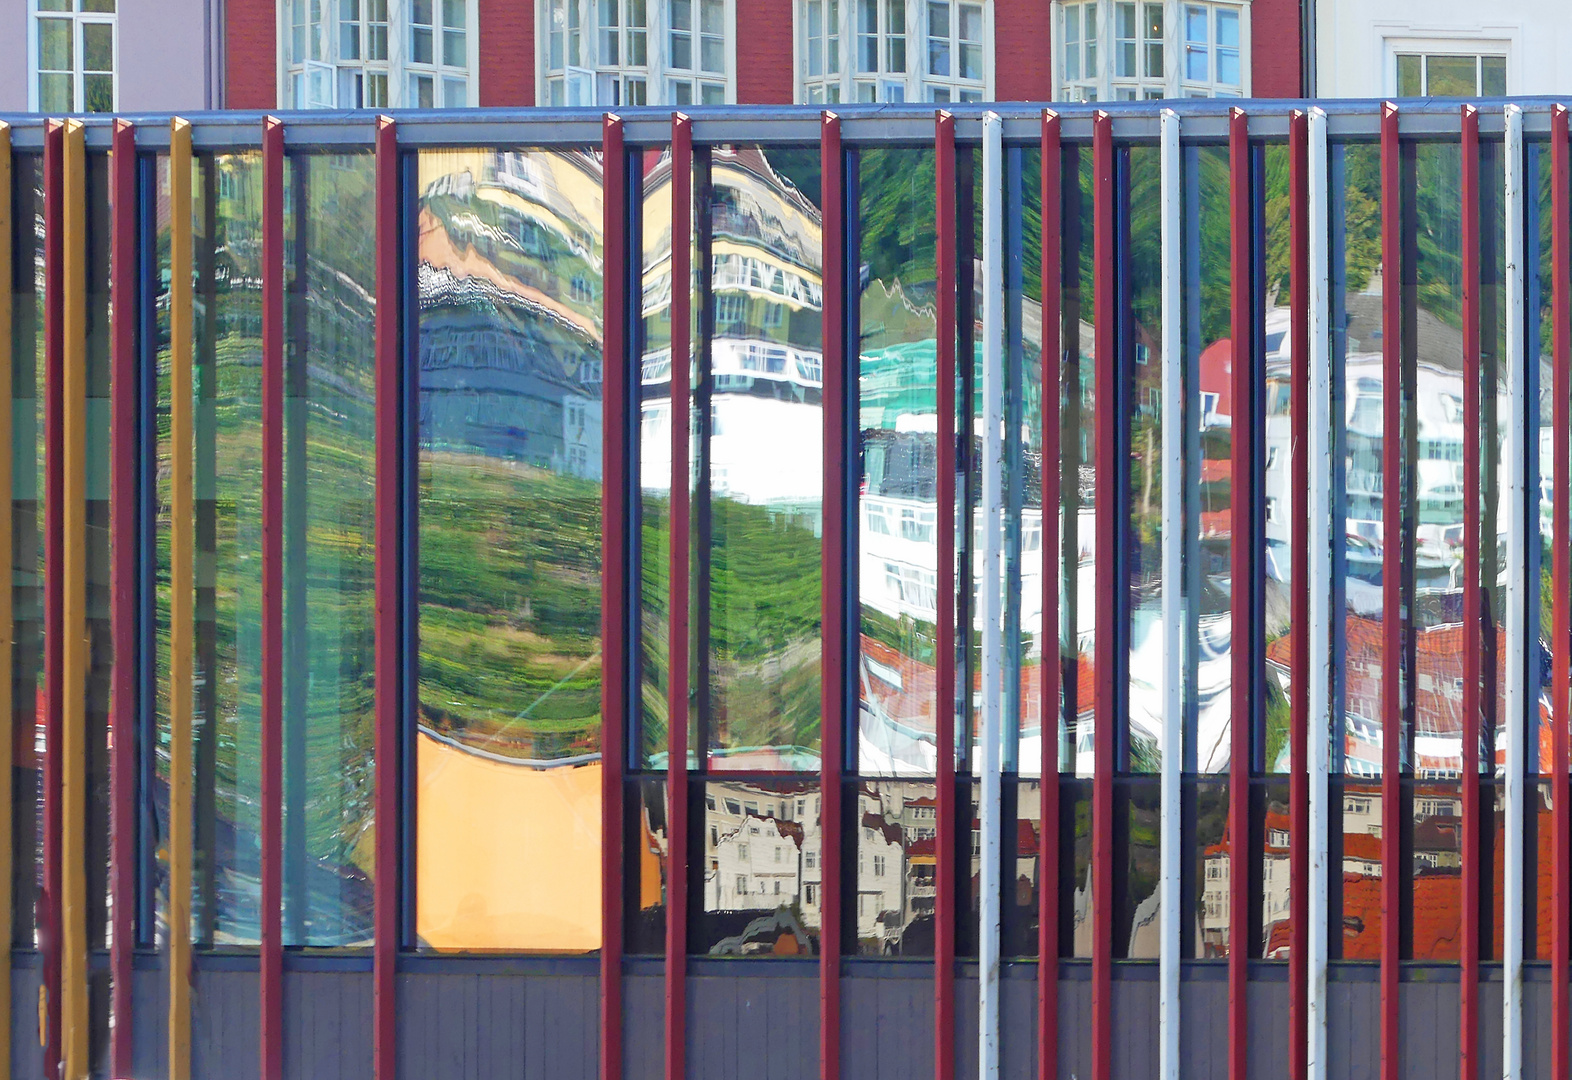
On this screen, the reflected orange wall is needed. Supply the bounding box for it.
[416,731,602,952]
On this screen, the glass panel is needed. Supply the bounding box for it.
[1063,145,1095,776]
[1189,779,1229,956]
[36,0,70,10]
[81,0,116,10]
[1005,779,1043,956]
[82,74,114,113]
[1410,141,1465,779]
[416,148,605,952]
[1424,55,1478,98]
[1187,146,1232,774]
[1336,781,1381,958]
[1396,54,1421,98]
[39,73,73,113]
[411,26,434,63]
[1061,778,1092,956]
[442,0,465,28]
[857,146,942,777]
[279,153,376,948]
[192,153,266,947]
[1332,142,1383,778]
[1128,145,1164,772]
[1481,55,1506,97]
[38,17,73,72]
[703,147,823,768]
[854,780,936,955]
[1257,782,1291,956]
[1407,781,1461,959]
[10,156,45,948]
[693,779,821,954]
[82,22,113,73]
[1114,779,1160,957]
[927,1,949,76]
[443,29,466,67]
[1064,5,1080,82]
[627,777,668,953]
[1262,143,1293,774]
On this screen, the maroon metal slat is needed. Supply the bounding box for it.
[1378,100,1402,1080]
[665,111,693,1080]
[1550,101,1570,1080]
[1287,107,1309,1080]
[260,114,285,1080]
[818,109,844,1080]
[1091,108,1115,1080]
[600,112,628,1080]
[41,117,63,1080]
[934,108,957,1080]
[108,116,138,1080]
[1227,104,1251,1080]
[372,114,399,1080]
[1459,102,1481,1080]
[1038,107,1062,1080]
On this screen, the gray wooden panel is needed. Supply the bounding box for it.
[131,964,170,1080]
[1247,979,1287,1080]
[282,971,373,1080]
[1112,977,1158,1080]
[396,971,596,1080]
[1057,977,1091,1080]
[1399,981,1457,1080]
[1179,978,1227,1080]
[999,972,1037,1079]
[11,963,43,1080]
[623,971,664,1080]
[842,968,931,1080]
[1522,977,1551,1080]
[1326,979,1379,1080]
[954,972,978,1080]
[1478,980,1503,1080]
[191,967,261,1080]
[686,970,815,1080]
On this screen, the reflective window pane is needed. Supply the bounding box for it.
[1407,781,1461,960]
[416,149,605,952]
[280,153,377,948]
[191,153,267,946]
[693,779,820,954]
[853,780,937,955]
[857,147,941,777]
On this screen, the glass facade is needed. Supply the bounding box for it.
[3,101,1570,1074]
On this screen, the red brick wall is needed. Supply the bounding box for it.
[993,0,1052,102]
[1250,0,1303,98]
[226,0,276,109]
[479,0,535,106]
[736,0,795,104]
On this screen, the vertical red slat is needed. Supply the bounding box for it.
[260,114,285,1080]
[818,110,844,1080]
[600,113,628,1080]
[1038,107,1062,1080]
[108,116,138,1080]
[1287,107,1309,1080]
[1378,100,1402,1080]
[1227,104,1251,1080]
[372,114,400,1080]
[665,111,693,1080]
[1550,102,1571,1080]
[1091,108,1115,1080]
[41,118,63,1080]
[1459,102,1481,1080]
[933,108,957,1080]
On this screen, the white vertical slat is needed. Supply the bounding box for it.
[978,108,1004,1080]
[1158,105,1182,1080]
[1306,104,1332,1080]
[1503,101,1527,1080]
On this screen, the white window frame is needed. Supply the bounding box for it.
[1381,34,1511,98]
[1051,0,1249,103]
[794,0,991,105]
[29,0,119,114]
[539,0,736,107]
[276,0,480,110]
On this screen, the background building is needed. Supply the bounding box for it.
[2,0,1308,112]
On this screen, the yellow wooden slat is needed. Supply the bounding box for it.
[167,118,194,1080]
[0,117,15,1080]
[59,118,87,1080]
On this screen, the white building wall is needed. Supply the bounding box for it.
[1316,0,1572,97]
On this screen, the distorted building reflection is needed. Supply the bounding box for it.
[415,148,607,952]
